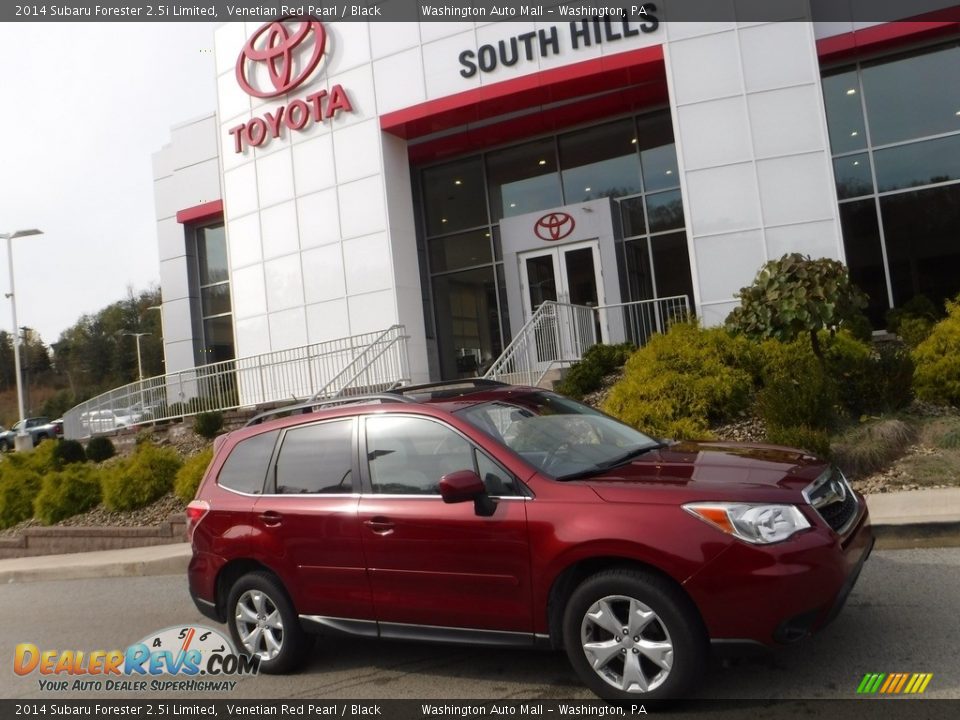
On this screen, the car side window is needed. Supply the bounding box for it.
[275,420,354,494]
[366,416,473,495]
[475,448,521,497]
[218,430,279,495]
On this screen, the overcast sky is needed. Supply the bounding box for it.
[0,22,218,346]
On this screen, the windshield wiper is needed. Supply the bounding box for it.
[557,442,666,481]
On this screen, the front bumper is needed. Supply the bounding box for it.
[684,500,873,646]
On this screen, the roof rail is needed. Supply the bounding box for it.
[387,378,509,395]
[245,394,417,427]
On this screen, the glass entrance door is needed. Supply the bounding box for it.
[519,241,606,360]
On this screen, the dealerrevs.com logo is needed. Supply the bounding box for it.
[229,17,354,153]
[14,625,259,693]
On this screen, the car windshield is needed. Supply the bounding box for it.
[456,392,661,480]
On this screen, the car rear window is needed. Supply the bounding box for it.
[275,420,354,494]
[218,430,279,495]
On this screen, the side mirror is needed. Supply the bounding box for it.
[439,470,497,517]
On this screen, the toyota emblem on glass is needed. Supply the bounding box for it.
[535,212,576,241]
[236,17,327,98]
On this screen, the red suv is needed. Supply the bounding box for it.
[187,380,873,700]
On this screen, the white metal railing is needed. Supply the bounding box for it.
[63,325,410,440]
[484,296,690,387]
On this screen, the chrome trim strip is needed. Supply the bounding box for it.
[194,597,216,610]
[378,621,537,648]
[299,615,378,638]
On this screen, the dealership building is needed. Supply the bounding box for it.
[151,11,960,398]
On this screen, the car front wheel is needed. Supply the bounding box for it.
[562,568,707,701]
[226,572,307,674]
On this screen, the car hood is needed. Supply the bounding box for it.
[584,440,827,503]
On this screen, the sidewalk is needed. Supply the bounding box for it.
[0,489,958,584]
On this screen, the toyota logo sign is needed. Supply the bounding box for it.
[534,212,576,242]
[236,18,327,98]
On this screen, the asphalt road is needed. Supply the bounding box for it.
[1,547,957,703]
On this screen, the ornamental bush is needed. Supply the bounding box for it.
[192,411,224,440]
[101,443,183,512]
[726,253,868,360]
[33,464,102,525]
[555,343,636,400]
[174,448,213,503]
[913,296,960,406]
[85,436,116,463]
[765,425,832,460]
[602,323,758,439]
[52,440,87,466]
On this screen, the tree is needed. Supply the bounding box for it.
[726,254,869,360]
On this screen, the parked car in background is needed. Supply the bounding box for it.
[81,408,145,435]
[187,380,873,700]
[0,417,59,451]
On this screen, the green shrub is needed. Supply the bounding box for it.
[555,343,635,400]
[101,443,183,512]
[831,419,916,478]
[765,425,832,459]
[886,294,940,334]
[602,323,758,439]
[898,316,934,348]
[192,411,224,440]
[33,464,101,525]
[0,463,42,529]
[86,436,116,463]
[726,253,868,360]
[174,449,213,503]
[53,440,86,466]
[821,333,912,416]
[920,417,960,451]
[758,344,837,431]
[913,296,960,406]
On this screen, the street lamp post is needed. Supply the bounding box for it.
[122,331,151,381]
[1,228,43,452]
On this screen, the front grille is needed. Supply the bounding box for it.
[804,468,858,534]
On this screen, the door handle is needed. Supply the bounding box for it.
[259,511,282,527]
[363,518,395,535]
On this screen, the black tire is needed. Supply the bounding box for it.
[0,439,9,453]
[562,568,708,701]
[226,571,308,674]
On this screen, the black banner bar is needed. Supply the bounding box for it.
[4,0,960,23]
[2,699,960,720]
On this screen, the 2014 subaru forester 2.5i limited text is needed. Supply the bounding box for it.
[186,380,873,700]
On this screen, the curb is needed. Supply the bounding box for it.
[0,545,190,585]
[871,521,960,550]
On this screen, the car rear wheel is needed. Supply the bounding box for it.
[226,572,307,674]
[0,439,8,452]
[562,568,707,701]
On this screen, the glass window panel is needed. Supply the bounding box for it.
[428,229,492,273]
[838,200,889,327]
[492,225,503,261]
[636,111,680,192]
[646,190,685,233]
[495,263,511,343]
[201,284,232,317]
[619,197,646,237]
[560,119,641,201]
[833,153,874,199]
[432,266,503,379]
[822,69,867,155]
[275,421,353,494]
[874,134,960,193]
[475,448,520,496]
[563,248,599,307]
[218,430,278,495]
[486,138,562,221]
[202,315,235,363]
[624,238,654,302]
[197,225,228,285]
[862,44,960,147]
[421,157,488,236]
[524,254,558,309]
[651,232,694,302]
[366,416,473,495]
[880,184,960,311]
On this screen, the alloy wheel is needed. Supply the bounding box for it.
[234,589,285,660]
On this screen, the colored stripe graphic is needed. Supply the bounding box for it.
[858,673,933,694]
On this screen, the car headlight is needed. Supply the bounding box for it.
[682,502,811,545]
